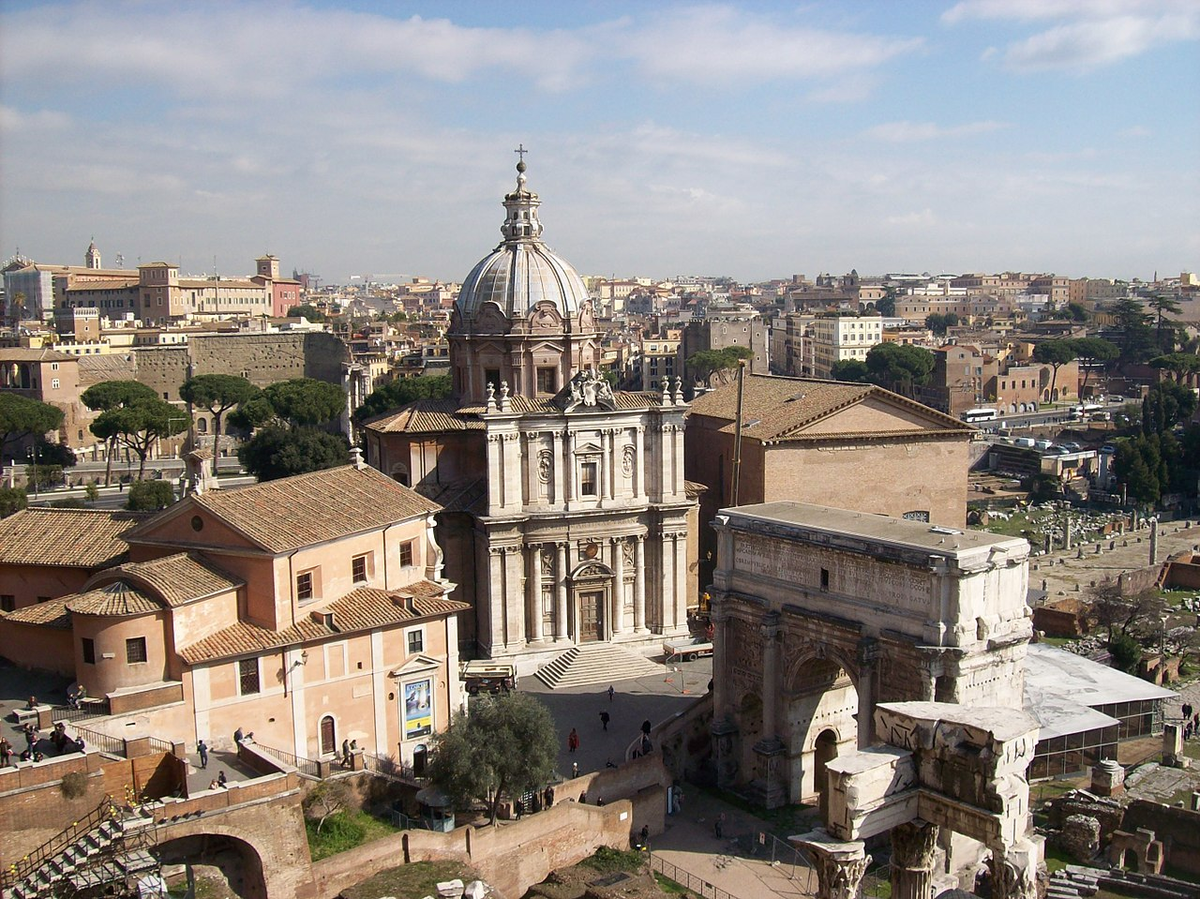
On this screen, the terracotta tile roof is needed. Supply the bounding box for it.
[66,583,161,617]
[0,508,150,568]
[95,553,243,607]
[0,347,78,363]
[687,374,972,443]
[78,354,138,386]
[1,597,71,629]
[125,465,441,555]
[365,390,668,436]
[178,580,467,664]
[417,478,487,514]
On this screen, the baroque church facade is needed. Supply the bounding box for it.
[365,160,698,668]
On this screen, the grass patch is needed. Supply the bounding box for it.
[341,860,477,899]
[1043,845,1074,875]
[654,873,696,897]
[577,846,645,874]
[304,808,401,861]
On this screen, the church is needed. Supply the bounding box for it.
[364,158,699,670]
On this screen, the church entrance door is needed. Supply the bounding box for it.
[579,590,604,642]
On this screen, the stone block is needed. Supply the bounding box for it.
[437,879,465,899]
[1056,815,1100,862]
[1089,760,1124,797]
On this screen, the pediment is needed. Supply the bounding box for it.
[388,653,443,678]
[791,395,963,438]
[574,441,603,454]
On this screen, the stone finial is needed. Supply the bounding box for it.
[498,380,509,412]
[349,446,366,470]
[660,379,672,406]
[672,375,684,405]
[485,381,497,412]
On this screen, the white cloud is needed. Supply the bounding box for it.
[1120,125,1152,137]
[0,105,70,131]
[887,209,937,227]
[863,120,1008,142]
[942,0,1200,71]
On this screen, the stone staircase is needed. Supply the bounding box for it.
[535,642,664,689]
[1048,865,1100,899]
[3,804,157,899]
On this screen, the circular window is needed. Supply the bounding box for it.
[191,516,204,532]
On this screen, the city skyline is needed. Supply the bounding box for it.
[1,0,1197,285]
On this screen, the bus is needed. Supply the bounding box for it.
[961,408,999,424]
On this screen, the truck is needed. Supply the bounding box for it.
[663,636,714,662]
[460,660,517,695]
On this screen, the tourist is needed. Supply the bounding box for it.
[599,710,610,731]
[0,738,12,766]
[25,696,37,710]
[233,727,244,744]
[544,785,555,808]
[568,728,579,753]
[217,771,228,788]
[714,812,726,839]
[197,740,208,769]
[607,685,615,703]
[208,778,219,791]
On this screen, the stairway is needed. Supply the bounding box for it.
[4,806,156,899]
[1047,865,1100,899]
[535,642,664,689]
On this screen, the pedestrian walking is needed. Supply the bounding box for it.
[514,797,523,819]
[568,728,579,753]
[24,724,37,751]
[714,812,726,839]
[641,719,652,736]
[607,685,615,703]
[599,710,610,731]
[233,727,244,744]
[197,740,208,769]
[545,785,555,808]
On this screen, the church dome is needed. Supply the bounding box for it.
[455,160,590,324]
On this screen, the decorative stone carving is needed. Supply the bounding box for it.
[794,832,871,899]
[537,450,553,484]
[890,821,939,899]
[540,548,554,578]
[564,366,616,413]
[622,541,635,567]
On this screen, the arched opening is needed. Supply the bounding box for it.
[413,743,428,777]
[319,715,336,756]
[390,463,410,487]
[197,418,208,434]
[814,729,838,823]
[157,833,267,899]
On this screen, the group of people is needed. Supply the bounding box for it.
[512,785,555,819]
[66,684,89,710]
[1,720,85,766]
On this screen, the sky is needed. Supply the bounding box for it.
[1,1,1198,286]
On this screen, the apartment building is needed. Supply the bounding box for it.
[808,315,883,379]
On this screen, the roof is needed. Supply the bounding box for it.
[688,374,972,443]
[92,553,243,607]
[0,347,77,363]
[1024,642,1176,735]
[66,583,161,617]
[0,508,150,568]
[1,597,71,629]
[125,465,441,555]
[178,580,466,664]
[365,391,666,435]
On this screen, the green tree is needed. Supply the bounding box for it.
[925,312,959,336]
[426,692,558,825]
[864,343,934,396]
[180,374,258,475]
[0,393,64,463]
[288,303,327,322]
[1065,302,1089,322]
[1106,298,1156,364]
[91,397,189,480]
[0,486,28,517]
[237,426,349,481]
[354,374,453,425]
[263,378,345,427]
[1146,294,1183,353]
[830,359,870,382]
[1032,340,1078,403]
[1071,337,1119,399]
[126,479,176,511]
[1113,436,1160,505]
[1148,353,1200,384]
[875,288,896,317]
[685,346,754,387]
[81,380,159,486]
[1109,632,1142,675]
[1142,381,1197,437]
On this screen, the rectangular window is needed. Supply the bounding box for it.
[126,637,148,664]
[407,629,424,654]
[485,368,501,390]
[536,367,557,394]
[0,594,13,613]
[820,568,830,591]
[239,658,261,695]
[399,541,414,567]
[296,571,314,602]
[82,638,95,664]
[51,378,60,389]
[581,461,598,496]
[352,554,368,584]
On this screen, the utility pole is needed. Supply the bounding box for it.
[730,361,746,507]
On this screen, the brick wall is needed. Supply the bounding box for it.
[1122,799,1200,875]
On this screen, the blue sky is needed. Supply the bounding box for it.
[1,1,1197,285]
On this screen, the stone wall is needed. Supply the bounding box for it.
[1122,799,1200,875]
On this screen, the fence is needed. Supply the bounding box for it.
[74,724,126,758]
[251,742,321,779]
[363,751,416,783]
[0,795,118,889]
[650,853,740,899]
[49,699,110,724]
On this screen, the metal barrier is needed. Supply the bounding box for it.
[74,724,126,758]
[50,699,110,724]
[0,795,118,889]
[363,751,416,783]
[650,853,741,899]
[252,742,321,779]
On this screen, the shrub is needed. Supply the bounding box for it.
[1109,632,1143,674]
[60,771,88,799]
[126,479,176,511]
[0,486,27,518]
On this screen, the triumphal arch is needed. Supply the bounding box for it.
[708,501,1031,809]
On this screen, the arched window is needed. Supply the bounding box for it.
[197,418,208,434]
[413,744,428,777]
[319,716,336,756]
[391,463,410,487]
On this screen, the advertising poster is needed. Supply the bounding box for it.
[404,678,433,739]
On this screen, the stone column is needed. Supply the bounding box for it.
[751,611,787,807]
[565,432,577,503]
[485,434,502,511]
[554,542,569,641]
[551,431,564,505]
[599,428,610,502]
[607,429,617,501]
[856,638,880,748]
[486,547,504,654]
[989,838,1041,899]
[890,821,939,899]
[759,612,781,740]
[612,538,625,635]
[633,535,647,633]
[1150,517,1159,565]
[528,544,543,643]
[1163,723,1184,767]
[634,426,645,499]
[709,597,739,787]
[793,831,871,899]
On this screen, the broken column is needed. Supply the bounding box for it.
[990,838,1042,899]
[890,821,939,899]
[1149,517,1159,565]
[1090,759,1124,797]
[1162,723,1186,768]
[792,830,871,899]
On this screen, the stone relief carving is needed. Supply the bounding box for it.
[622,541,635,567]
[621,444,635,476]
[537,450,553,483]
[563,367,616,413]
[540,548,554,578]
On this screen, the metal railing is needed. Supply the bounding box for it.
[363,751,417,783]
[252,742,321,779]
[49,698,110,724]
[146,736,176,756]
[0,795,117,889]
[650,853,740,899]
[74,724,126,758]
